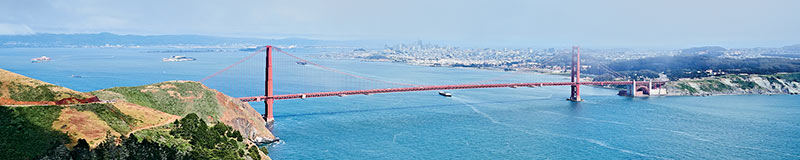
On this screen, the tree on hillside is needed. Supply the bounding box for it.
[171,113,254,160]
[36,113,263,160]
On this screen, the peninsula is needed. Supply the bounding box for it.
[0,68,275,160]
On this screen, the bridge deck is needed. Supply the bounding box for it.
[239,81,665,102]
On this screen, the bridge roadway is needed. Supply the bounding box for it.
[238,81,665,102]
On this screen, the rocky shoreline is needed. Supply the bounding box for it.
[663,74,800,96]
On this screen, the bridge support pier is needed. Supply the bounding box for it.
[265,46,274,129]
[568,46,582,102]
[627,80,636,96]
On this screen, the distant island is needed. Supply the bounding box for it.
[0,68,275,160]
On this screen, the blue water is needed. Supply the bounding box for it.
[2,48,799,159]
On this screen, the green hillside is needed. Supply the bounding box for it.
[94,81,221,121]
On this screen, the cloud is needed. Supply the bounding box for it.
[1,0,799,47]
[0,23,35,35]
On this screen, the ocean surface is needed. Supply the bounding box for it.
[2,47,799,159]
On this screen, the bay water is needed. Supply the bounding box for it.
[1,48,798,159]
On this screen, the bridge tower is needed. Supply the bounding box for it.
[568,46,583,101]
[265,46,274,126]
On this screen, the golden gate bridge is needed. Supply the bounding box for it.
[199,45,666,124]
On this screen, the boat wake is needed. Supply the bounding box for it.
[539,110,628,125]
[538,110,800,158]
[392,132,408,144]
[451,96,670,160]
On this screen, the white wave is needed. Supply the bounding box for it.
[538,110,629,125]
[392,132,407,144]
[584,137,669,159]
[643,127,711,142]
[523,93,553,99]
[725,144,800,158]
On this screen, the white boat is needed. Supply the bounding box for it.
[438,91,452,97]
[163,55,196,62]
[31,56,51,63]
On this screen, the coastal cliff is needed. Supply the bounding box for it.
[665,73,800,96]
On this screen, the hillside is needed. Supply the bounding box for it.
[91,81,275,143]
[0,69,274,160]
[665,73,800,96]
[0,69,92,105]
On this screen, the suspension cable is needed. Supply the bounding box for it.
[198,48,266,83]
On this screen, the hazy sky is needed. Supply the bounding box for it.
[1,0,798,48]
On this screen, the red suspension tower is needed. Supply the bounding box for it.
[568,46,582,102]
[265,46,275,126]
